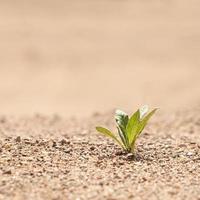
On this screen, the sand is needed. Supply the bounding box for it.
[0,0,200,199]
[0,108,200,200]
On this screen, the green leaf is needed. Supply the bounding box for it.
[95,107,157,153]
[115,110,129,147]
[137,108,158,136]
[96,126,124,149]
[139,105,149,119]
[115,110,129,130]
[130,108,158,152]
[117,127,129,150]
[126,110,140,144]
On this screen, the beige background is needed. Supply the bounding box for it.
[0,0,200,116]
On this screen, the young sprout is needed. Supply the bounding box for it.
[96,105,157,153]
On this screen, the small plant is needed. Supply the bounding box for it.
[96,105,157,153]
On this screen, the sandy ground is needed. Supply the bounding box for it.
[0,108,200,200]
[0,0,200,199]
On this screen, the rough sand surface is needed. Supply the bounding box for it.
[0,107,200,200]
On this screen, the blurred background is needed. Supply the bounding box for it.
[0,0,200,117]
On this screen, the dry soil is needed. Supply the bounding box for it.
[0,107,200,200]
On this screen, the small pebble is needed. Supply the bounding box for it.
[15,136,21,143]
[126,153,134,160]
[90,146,95,151]
[186,152,193,156]
[60,139,68,145]
[3,170,12,175]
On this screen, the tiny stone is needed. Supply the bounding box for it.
[15,136,21,142]
[24,140,32,144]
[126,153,134,160]
[142,177,147,181]
[115,151,125,156]
[60,139,68,145]
[3,144,12,150]
[186,152,193,156]
[52,141,57,147]
[64,149,71,153]
[118,161,124,165]
[48,140,57,147]
[3,170,12,175]
[90,146,95,151]
[178,144,187,148]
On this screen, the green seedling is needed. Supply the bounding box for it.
[96,105,157,153]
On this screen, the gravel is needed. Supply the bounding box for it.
[0,108,200,200]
